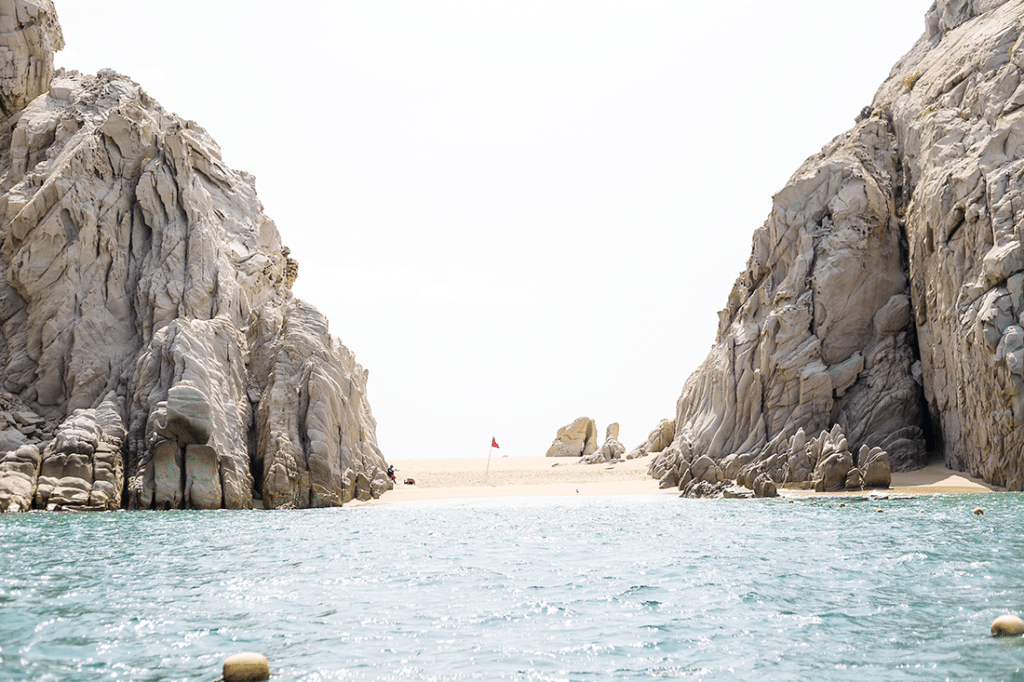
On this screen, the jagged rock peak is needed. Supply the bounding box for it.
[639,0,1024,492]
[925,0,1013,38]
[0,1,391,511]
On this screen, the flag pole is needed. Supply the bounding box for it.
[485,437,498,485]
[485,441,493,484]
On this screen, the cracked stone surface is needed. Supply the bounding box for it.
[639,0,1024,492]
[0,0,389,511]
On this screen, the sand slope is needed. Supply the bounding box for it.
[375,456,667,504]
[367,456,1003,505]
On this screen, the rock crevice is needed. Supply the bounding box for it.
[642,0,1024,492]
[0,1,390,511]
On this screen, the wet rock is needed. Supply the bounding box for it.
[752,473,779,498]
[813,451,854,493]
[860,446,892,488]
[0,444,41,512]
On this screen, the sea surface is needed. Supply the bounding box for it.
[2,493,1023,681]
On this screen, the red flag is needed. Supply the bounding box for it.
[491,438,500,449]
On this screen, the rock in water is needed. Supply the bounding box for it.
[637,0,1024,492]
[0,0,390,510]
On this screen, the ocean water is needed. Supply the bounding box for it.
[1,494,1023,681]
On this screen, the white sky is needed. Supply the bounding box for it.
[53,1,929,459]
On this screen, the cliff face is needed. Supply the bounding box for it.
[0,0,390,511]
[647,0,1024,492]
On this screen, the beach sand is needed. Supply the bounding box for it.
[369,455,1003,505]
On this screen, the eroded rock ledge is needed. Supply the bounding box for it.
[640,0,1024,493]
[0,1,390,511]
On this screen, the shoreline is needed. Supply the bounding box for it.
[366,456,1004,505]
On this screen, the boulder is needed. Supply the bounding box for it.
[152,439,184,510]
[0,444,41,512]
[845,467,864,491]
[184,445,221,510]
[752,473,778,498]
[625,419,674,459]
[813,452,854,493]
[0,428,26,454]
[691,455,721,485]
[658,469,678,489]
[680,479,729,499]
[723,485,754,499]
[545,417,598,458]
[860,447,892,489]
[584,435,626,464]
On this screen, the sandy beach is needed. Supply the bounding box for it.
[370,456,1003,505]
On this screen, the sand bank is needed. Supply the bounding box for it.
[373,456,668,504]
[368,456,1003,505]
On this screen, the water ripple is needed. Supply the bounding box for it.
[2,495,1024,680]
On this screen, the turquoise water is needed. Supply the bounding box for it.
[1,494,1023,681]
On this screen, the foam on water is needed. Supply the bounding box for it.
[2,494,1024,681]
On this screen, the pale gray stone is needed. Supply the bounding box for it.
[152,440,184,511]
[0,428,26,454]
[184,444,221,510]
[625,419,674,459]
[0,444,40,512]
[644,0,1024,491]
[0,1,390,510]
[158,385,213,446]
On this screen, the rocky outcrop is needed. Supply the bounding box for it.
[624,418,674,460]
[0,0,63,116]
[582,436,625,464]
[645,109,923,489]
[580,422,624,464]
[545,416,598,457]
[641,0,1024,492]
[883,0,1024,487]
[33,393,125,511]
[0,1,389,510]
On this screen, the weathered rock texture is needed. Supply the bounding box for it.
[642,0,1024,492]
[0,0,389,510]
[545,416,598,458]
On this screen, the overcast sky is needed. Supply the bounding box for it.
[53,1,929,459]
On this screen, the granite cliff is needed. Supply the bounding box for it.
[0,0,391,511]
[646,0,1024,494]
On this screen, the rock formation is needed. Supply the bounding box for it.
[0,0,390,511]
[545,416,598,457]
[582,422,627,464]
[642,0,1024,492]
[624,418,674,461]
